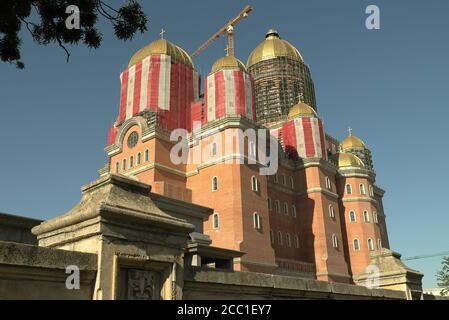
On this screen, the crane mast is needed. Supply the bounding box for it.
[191,5,252,57]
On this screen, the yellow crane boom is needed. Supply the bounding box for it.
[191,5,253,57]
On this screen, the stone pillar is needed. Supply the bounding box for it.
[32,174,195,300]
[353,249,423,300]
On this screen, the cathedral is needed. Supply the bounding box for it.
[101,29,390,284]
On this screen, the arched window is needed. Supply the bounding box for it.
[115,162,119,174]
[346,184,352,195]
[286,233,292,247]
[363,210,370,222]
[253,212,261,230]
[349,211,357,222]
[329,205,335,219]
[373,211,378,224]
[294,235,299,248]
[277,231,283,246]
[137,153,141,165]
[378,239,382,249]
[332,234,338,248]
[367,238,374,251]
[269,229,274,244]
[130,156,134,168]
[144,149,149,162]
[359,184,366,195]
[353,239,360,251]
[282,175,287,185]
[325,176,331,190]
[273,174,278,183]
[211,142,217,156]
[290,176,294,189]
[275,200,280,214]
[122,159,127,171]
[212,213,220,230]
[283,202,289,215]
[212,176,218,192]
[251,176,258,192]
[267,198,272,211]
[369,185,374,197]
[291,205,297,218]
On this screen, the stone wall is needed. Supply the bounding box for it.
[183,267,406,300]
[0,241,97,300]
[0,176,419,300]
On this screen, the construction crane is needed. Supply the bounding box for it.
[191,5,253,57]
[402,250,449,261]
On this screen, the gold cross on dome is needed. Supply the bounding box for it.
[347,127,353,136]
[160,28,166,39]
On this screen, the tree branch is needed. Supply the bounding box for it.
[56,36,71,63]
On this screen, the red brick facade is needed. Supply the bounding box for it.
[103,36,391,284]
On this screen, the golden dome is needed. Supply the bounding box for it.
[331,152,365,168]
[288,102,317,119]
[247,29,303,68]
[341,134,366,151]
[211,55,246,73]
[128,39,193,68]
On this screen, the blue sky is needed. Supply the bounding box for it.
[0,0,448,288]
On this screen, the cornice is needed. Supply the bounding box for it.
[342,196,379,206]
[337,167,376,181]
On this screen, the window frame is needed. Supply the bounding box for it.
[144,149,149,162]
[325,176,331,190]
[329,205,335,219]
[277,231,283,246]
[369,185,374,197]
[359,183,366,195]
[332,234,338,248]
[353,239,360,251]
[275,200,281,214]
[212,176,219,192]
[367,238,374,251]
[212,213,220,230]
[294,235,299,248]
[286,233,292,247]
[291,205,297,218]
[363,210,370,223]
[211,142,217,157]
[251,176,258,192]
[349,210,357,222]
[346,184,353,195]
[253,212,261,230]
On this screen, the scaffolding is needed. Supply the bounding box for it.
[248,56,317,127]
